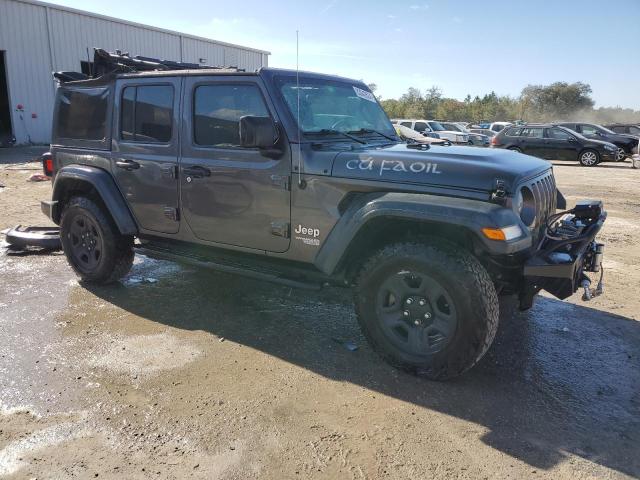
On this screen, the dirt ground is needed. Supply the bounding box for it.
[1,152,639,479]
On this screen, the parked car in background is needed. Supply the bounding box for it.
[393,124,447,145]
[424,120,469,144]
[441,122,489,146]
[604,123,640,136]
[489,121,512,133]
[469,128,496,138]
[556,122,639,161]
[491,124,618,166]
[390,119,468,143]
[390,119,440,138]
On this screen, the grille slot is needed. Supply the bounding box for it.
[522,170,557,236]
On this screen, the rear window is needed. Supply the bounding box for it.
[120,85,174,143]
[55,87,109,141]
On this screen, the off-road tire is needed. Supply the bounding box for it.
[354,240,499,380]
[60,196,134,284]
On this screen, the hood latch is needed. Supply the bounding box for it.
[491,179,508,205]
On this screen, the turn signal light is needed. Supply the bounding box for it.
[482,225,522,241]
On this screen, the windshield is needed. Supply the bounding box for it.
[443,123,462,132]
[427,121,446,131]
[277,76,395,136]
[596,125,616,135]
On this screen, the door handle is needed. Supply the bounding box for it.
[183,166,211,178]
[115,160,140,170]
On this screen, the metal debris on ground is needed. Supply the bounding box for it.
[28,173,51,182]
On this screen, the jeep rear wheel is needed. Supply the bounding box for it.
[60,196,134,284]
[354,241,498,380]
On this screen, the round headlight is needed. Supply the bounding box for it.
[518,186,536,226]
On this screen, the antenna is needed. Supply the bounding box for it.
[296,30,303,188]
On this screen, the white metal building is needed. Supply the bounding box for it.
[0,0,270,145]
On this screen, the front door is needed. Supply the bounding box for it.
[543,127,578,160]
[180,77,291,253]
[111,77,181,233]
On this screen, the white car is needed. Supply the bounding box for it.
[393,124,447,145]
[390,119,439,138]
[391,118,469,143]
[488,121,512,133]
[425,120,469,144]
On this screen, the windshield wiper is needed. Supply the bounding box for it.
[347,128,397,141]
[305,129,366,144]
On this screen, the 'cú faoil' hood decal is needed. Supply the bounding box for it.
[331,143,550,194]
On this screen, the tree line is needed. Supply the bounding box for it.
[370,81,640,125]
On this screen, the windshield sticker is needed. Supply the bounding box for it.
[346,158,442,176]
[353,86,377,103]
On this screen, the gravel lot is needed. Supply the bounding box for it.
[1,151,639,479]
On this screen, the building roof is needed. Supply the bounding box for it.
[12,0,271,55]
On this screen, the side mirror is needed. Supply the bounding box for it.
[239,116,278,148]
[567,137,576,143]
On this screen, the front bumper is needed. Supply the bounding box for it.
[520,202,607,309]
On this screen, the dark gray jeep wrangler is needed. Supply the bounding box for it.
[41,50,607,380]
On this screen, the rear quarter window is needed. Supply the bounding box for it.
[504,127,522,137]
[53,87,111,149]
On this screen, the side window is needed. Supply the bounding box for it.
[629,126,640,135]
[547,127,572,140]
[400,121,412,128]
[194,84,269,147]
[120,85,173,143]
[505,127,522,137]
[580,124,598,136]
[56,87,109,141]
[414,121,428,132]
[611,126,625,133]
[521,128,543,138]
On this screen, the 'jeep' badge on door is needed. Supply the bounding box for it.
[294,224,321,246]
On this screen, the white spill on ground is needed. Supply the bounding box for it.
[87,332,201,377]
[122,254,184,286]
[0,419,91,476]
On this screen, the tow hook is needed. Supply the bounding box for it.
[581,275,604,302]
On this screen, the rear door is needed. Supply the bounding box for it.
[519,127,545,156]
[180,76,291,253]
[111,77,181,233]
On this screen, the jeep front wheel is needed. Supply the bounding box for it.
[60,196,134,284]
[354,241,498,380]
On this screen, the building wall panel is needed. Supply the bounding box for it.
[0,0,269,144]
[0,0,56,143]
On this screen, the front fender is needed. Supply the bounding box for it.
[49,165,137,235]
[314,192,531,275]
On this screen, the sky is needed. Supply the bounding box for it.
[49,0,640,109]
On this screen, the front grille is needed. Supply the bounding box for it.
[526,170,557,236]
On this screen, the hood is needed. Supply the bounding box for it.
[331,143,550,194]
[615,133,640,144]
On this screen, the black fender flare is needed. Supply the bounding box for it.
[49,165,137,235]
[314,192,531,275]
